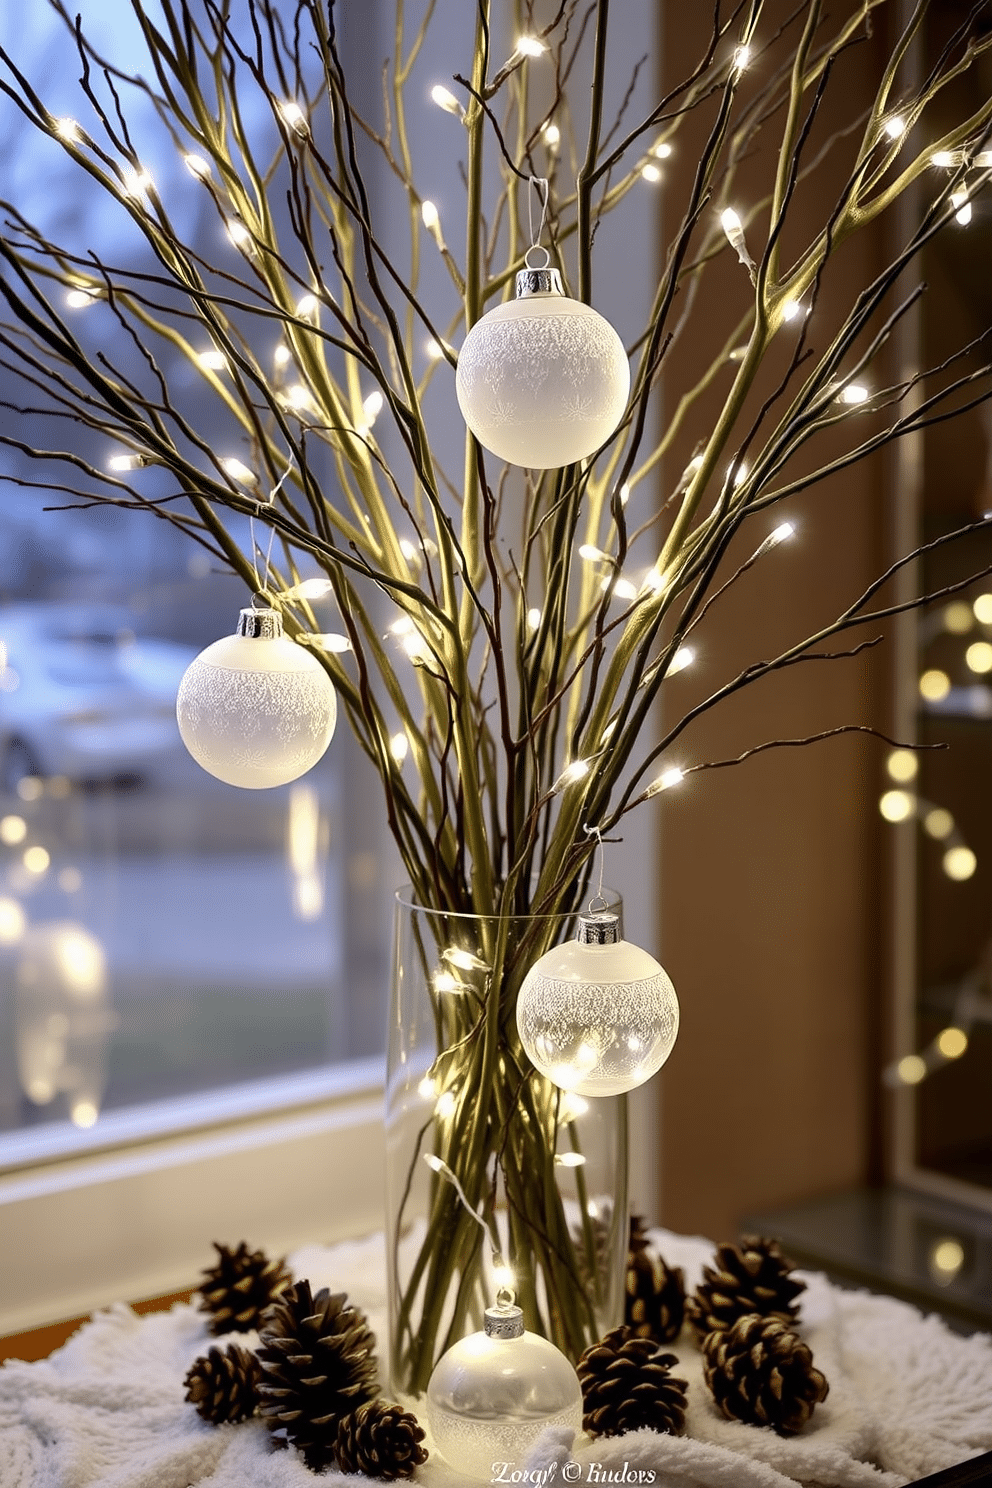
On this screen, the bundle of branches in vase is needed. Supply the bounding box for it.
[1,0,991,1398]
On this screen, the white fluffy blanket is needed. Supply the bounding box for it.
[2,1227,990,1487]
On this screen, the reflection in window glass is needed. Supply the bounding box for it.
[0,5,387,1146]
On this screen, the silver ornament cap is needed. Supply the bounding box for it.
[484,1300,525,1339]
[576,911,622,946]
[236,605,283,639]
[515,264,565,299]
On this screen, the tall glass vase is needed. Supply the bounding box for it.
[385,888,628,1402]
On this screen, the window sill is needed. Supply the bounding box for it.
[0,1060,385,1336]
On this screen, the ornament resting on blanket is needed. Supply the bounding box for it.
[685,1234,806,1341]
[197,1240,292,1335]
[702,1312,830,1435]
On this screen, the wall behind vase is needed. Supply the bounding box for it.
[656,0,893,1240]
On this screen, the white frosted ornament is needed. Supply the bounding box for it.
[455,251,630,469]
[176,605,337,788]
[426,1294,582,1482]
[516,912,679,1096]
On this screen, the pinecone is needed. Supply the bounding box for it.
[335,1399,428,1479]
[256,1280,379,1472]
[184,1342,261,1424]
[577,1324,688,1438]
[702,1313,829,1435]
[626,1215,685,1343]
[685,1235,805,1340]
[198,1240,292,1335]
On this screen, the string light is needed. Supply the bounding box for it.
[883,115,906,140]
[652,141,673,159]
[0,815,26,845]
[435,1090,457,1119]
[647,766,685,796]
[273,343,292,368]
[310,633,352,653]
[579,543,609,563]
[425,337,445,360]
[665,646,694,676]
[950,189,972,226]
[919,668,951,701]
[24,845,50,875]
[965,641,992,673]
[295,292,318,318]
[886,749,918,783]
[554,1151,586,1168]
[604,576,638,600]
[526,607,541,631]
[931,150,963,168]
[284,383,313,412]
[122,166,154,200]
[420,200,440,231]
[287,577,333,599]
[937,1027,968,1059]
[879,789,915,822]
[516,35,547,57]
[720,208,755,274]
[838,383,869,405]
[552,759,591,792]
[930,1239,965,1280]
[731,44,750,73]
[897,1054,926,1085]
[443,945,489,972]
[943,845,977,881]
[754,521,794,556]
[430,84,462,117]
[184,152,210,179]
[433,970,465,994]
[362,389,384,426]
[226,219,252,249]
[219,457,257,485]
[390,732,409,764]
[543,122,560,149]
[278,99,308,135]
[944,600,973,633]
[197,349,228,371]
[107,452,146,472]
[53,116,81,143]
[641,162,662,183]
[974,593,992,624]
[619,483,631,505]
[923,807,954,840]
[65,286,98,308]
[976,150,992,167]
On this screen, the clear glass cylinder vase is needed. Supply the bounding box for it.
[385,887,628,1402]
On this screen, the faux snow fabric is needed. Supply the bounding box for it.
[2,1228,990,1487]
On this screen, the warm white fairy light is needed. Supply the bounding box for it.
[526,607,541,632]
[389,616,415,637]
[619,482,631,505]
[220,456,256,485]
[435,1090,457,1119]
[389,732,409,765]
[937,1026,969,1059]
[579,543,609,563]
[184,152,210,178]
[54,116,81,143]
[886,749,918,783]
[897,1054,927,1085]
[931,1239,965,1279]
[931,150,962,168]
[883,115,906,140]
[974,593,992,624]
[122,166,154,200]
[966,640,992,673]
[554,1151,586,1168]
[919,668,951,701]
[553,759,591,791]
[731,461,749,488]
[107,452,145,472]
[976,150,992,167]
[731,44,750,73]
[278,99,308,134]
[430,84,461,116]
[433,970,464,994]
[879,789,915,822]
[543,122,561,149]
[641,162,662,183]
[272,345,291,372]
[363,390,384,426]
[943,845,977,881]
[65,286,98,308]
[755,521,794,556]
[399,538,418,563]
[425,337,445,360]
[648,766,684,796]
[24,845,50,875]
[606,576,638,601]
[923,807,954,840]
[838,383,869,405]
[951,189,972,226]
[226,219,252,249]
[198,349,228,371]
[0,815,27,845]
[285,383,312,412]
[296,292,318,318]
[492,1263,515,1290]
[944,600,973,633]
[517,34,547,56]
[401,630,430,663]
[652,141,673,159]
[311,633,351,653]
[443,945,489,972]
[288,577,333,599]
[666,646,694,676]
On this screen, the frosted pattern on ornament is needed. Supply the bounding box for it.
[177,659,336,789]
[517,972,678,1096]
[427,1402,582,1482]
[455,298,629,468]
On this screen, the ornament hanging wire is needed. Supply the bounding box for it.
[423,1151,511,1299]
[582,822,609,914]
[249,456,296,599]
[526,175,550,256]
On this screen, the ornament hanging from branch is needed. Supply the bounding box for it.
[455,177,629,468]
